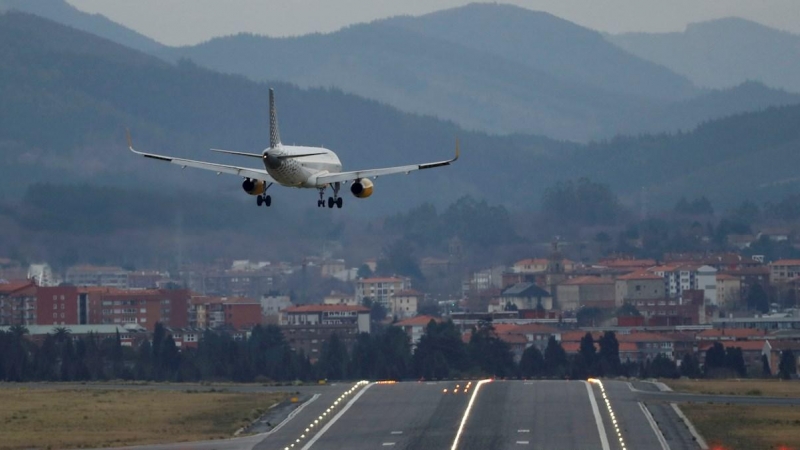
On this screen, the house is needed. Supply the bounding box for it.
[356,277,410,307]
[500,283,552,311]
[770,260,800,284]
[715,274,742,310]
[280,304,370,359]
[614,271,664,307]
[390,289,422,319]
[556,276,615,311]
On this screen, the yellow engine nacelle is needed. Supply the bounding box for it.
[350,178,374,198]
[242,178,266,195]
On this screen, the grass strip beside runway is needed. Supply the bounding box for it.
[0,388,288,450]
[665,379,800,398]
[681,404,800,450]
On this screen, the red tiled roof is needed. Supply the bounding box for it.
[394,289,423,297]
[0,280,35,294]
[514,259,549,266]
[697,328,766,339]
[394,315,441,327]
[284,304,369,313]
[770,260,800,266]
[616,271,663,281]
[716,273,739,281]
[618,342,639,352]
[562,276,614,286]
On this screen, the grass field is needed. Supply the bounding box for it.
[681,403,800,450]
[0,388,288,450]
[665,379,800,398]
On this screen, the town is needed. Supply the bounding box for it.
[2,227,800,381]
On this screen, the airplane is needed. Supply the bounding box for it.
[127,88,458,209]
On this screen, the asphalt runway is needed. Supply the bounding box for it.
[32,378,800,450]
[260,380,685,450]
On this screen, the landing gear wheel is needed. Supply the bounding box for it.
[336,197,343,209]
[328,197,335,209]
[256,195,263,207]
[264,195,272,207]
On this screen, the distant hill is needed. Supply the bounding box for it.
[0,0,163,53]
[382,4,696,102]
[607,18,800,93]
[9,1,798,142]
[2,11,800,219]
[156,4,799,141]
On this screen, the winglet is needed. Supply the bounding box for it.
[454,138,460,162]
[126,128,133,150]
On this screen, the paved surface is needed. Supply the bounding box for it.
[29,379,800,450]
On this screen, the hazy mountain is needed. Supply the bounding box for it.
[9,1,798,142]
[382,4,696,102]
[157,5,798,141]
[607,18,800,93]
[3,11,800,219]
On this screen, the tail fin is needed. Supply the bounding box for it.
[269,88,281,148]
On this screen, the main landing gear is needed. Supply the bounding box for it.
[256,183,273,207]
[317,183,343,209]
[256,194,271,207]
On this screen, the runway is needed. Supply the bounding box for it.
[68,378,800,450]
[256,379,690,450]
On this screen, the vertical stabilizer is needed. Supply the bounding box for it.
[269,88,281,148]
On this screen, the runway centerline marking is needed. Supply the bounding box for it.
[450,378,493,450]
[382,443,395,446]
[516,441,529,445]
[517,429,530,433]
[583,381,611,450]
[391,431,403,435]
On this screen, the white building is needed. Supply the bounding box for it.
[355,277,410,307]
[27,263,56,286]
[260,294,292,317]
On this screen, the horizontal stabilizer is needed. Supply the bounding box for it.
[210,148,262,158]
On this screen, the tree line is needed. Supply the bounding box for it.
[1,322,796,382]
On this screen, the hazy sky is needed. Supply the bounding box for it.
[66,0,800,46]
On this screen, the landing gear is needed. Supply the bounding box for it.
[257,194,272,207]
[256,183,273,208]
[318,183,343,209]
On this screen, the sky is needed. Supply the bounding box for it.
[66,0,800,47]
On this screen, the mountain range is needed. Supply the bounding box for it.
[2,10,800,219]
[4,1,799,142]
[155,4,800,141]
[607,18,800,94]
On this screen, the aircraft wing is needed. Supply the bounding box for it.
[127,132,276,183]
[316,140,459,185]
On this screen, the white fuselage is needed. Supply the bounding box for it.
[264,145,342,188]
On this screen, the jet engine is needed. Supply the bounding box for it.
[242,178,267,195]
[350,178,374,198]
